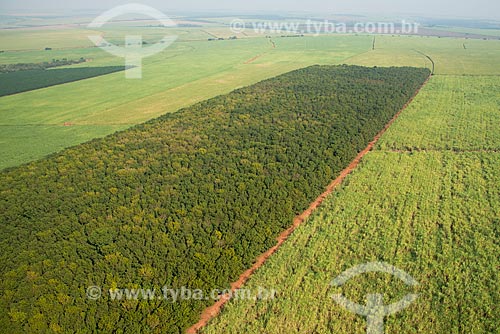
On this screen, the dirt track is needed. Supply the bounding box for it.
[244,55,263,64]
[185,75,431,334]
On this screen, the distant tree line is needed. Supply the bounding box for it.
[0,66,125,97]
[0,58,88,73]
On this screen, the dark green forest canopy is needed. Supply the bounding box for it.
[0,65,430,333]
[0,66,125,97]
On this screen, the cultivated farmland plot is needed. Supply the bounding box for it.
[202,76,500,333]
[378,76,500,151]
[0,34,371,170]
[1,28,499,170]
[0,66,125,97]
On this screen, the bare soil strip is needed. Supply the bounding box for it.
[186,75,431,334]
[244,54,263,64]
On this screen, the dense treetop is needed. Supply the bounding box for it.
[0,66,125,97]
[0,65,430,333]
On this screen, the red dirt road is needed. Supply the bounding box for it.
[186,76,431,334]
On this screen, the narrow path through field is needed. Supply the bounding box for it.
[414,49,435,75]
[244,54,263,64]
[185,75,431,334]
[244,39,276,64]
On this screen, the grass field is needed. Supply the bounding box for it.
[378,76,500,151]
[0,66,125,97]
[429,26,500,37]
[0,29,96,51]
[201,75,500,333]
[346,35,500,75]
[0,33,372,169]
[2,21,500,170]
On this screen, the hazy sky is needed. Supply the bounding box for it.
[1,0,499,19]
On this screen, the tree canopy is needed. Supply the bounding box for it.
[0,65,430,333]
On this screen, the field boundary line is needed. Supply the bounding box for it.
[244,39,276,64]
[201,30,219,39]
[244,54,264,64]
[185,74,432,334]
[413,49,435,75]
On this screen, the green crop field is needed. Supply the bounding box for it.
[0,66,125,97]
[1,22,499,170]
[346,35,500,75]
[0,29,96,51]
[378,76,500,151]
[429,26,500,37]
[0,31,372,170]
[201,75,500,333]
